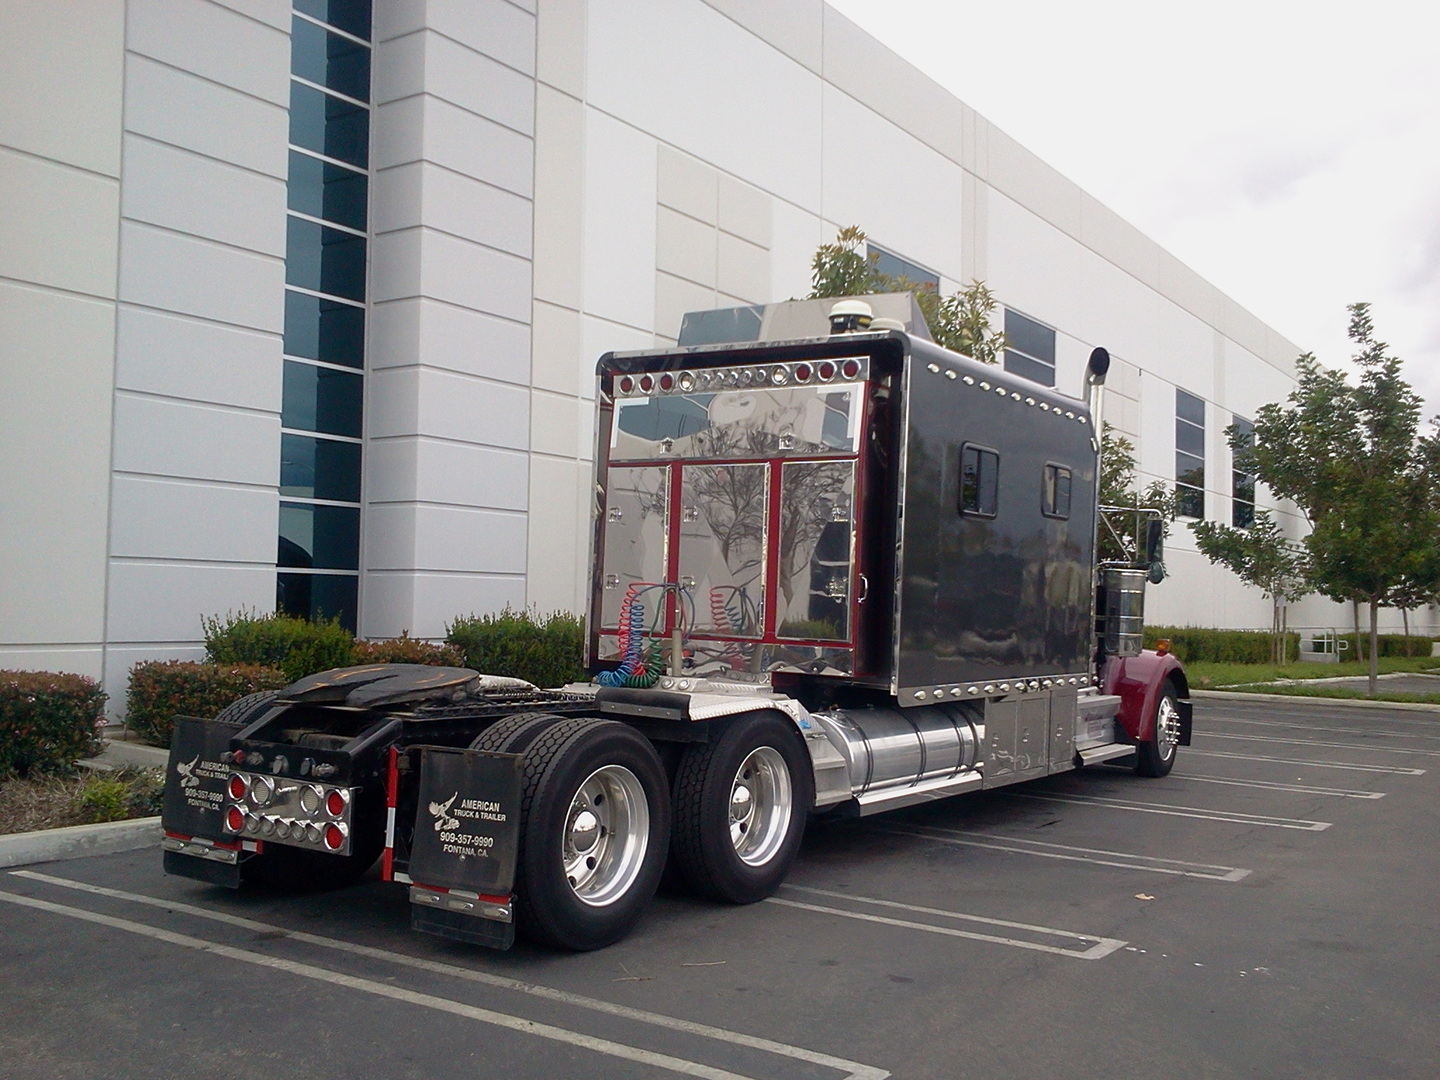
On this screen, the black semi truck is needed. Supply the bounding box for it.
[162,294,1191,951]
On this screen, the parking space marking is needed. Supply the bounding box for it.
[1201,732,1440,757]
[8,872,887,1080]
[1007,791,1332,830]
[1207,715,1440,741]
[1176,774,1386,799]
[0,888,781,1080]
[874,823,1252,881]
[768,885,1128,960]
[1187,749,1426,775]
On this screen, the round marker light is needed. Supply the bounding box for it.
[274,820,291,839]
[299,786,322,815]
[228,775,248,801]
[324,824,346,851]
[659,373,674,391]
[678,371,695,392]
[225,807,245,833]
[325,790,347,818]
[639,374,654,393]
[795,363,812,382]
[771,367,789,386]
[260,817,277,836]
[618,375,634,394]
[306,824,323,844]
[817,361,836,381]
[249,776,273,807]
[841,359,861,379]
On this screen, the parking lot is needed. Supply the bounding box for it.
[2,696,1436,1080]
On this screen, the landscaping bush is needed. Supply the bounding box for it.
[0,672,107,778]
[126,661,289,748]
[353,632,467,668]
[1333,633,1437,660]
[77,768,165,823]
[447,608,586,688]
[1143,627,1300,665]
[203,610,355,683]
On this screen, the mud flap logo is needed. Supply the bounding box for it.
[430,792,461,831]
[176,755,201,790]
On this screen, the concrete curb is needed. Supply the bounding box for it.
[1191,689,1440,714]
[0,817,161,869]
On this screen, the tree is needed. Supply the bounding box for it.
[808,226,1006,363]
[1237,303,1440,692]
[1097,423,1176,566]
[1191,511,1309,663]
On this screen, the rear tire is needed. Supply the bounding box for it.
[512,718,670,950]
[671,712,811,903]
[214,690,281,726]
[1136,684,1180,777]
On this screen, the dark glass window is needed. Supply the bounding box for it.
[277,572,358,631]
[1175,388,1205,519]
[868,246,939,291]
[1232,416,1256,528]
[294,0,372,41]
[285,216,366,302]
[282,360,363,438]
[289,81,369,168]
[1003,309,1056,387]
[280,433,361,502]
[291,15,370,101]
[1042,463,1072,519]
[283,290,364,368]
[288,150,367,231]
[959,445,999,517]
[279,501,360,569]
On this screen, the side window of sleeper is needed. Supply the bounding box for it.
[959,445,999,517]
[1042,463,1072,519]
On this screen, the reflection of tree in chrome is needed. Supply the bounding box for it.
[778,462,850,606]
[688,463,766,575]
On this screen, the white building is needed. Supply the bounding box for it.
[0,0,1399,714]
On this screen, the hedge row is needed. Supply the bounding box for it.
[1142,627,1300,664]
[0,671,106,778]
[447,609,586,689]
[126,661,290,748]
[1331,633,1436,660]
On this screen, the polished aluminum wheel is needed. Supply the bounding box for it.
[563,764,650,907]
[729,746,793,867]
[1155,693,1180,761]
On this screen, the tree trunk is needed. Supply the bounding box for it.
[1402,606,1411,654]
[1281,604,1290,664]
[1352,598,1364,662]
[1368,598,1380,694]
[1272,596,1283,665]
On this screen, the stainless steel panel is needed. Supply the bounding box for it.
[1101,568,1146,657]
[810,703,980,799]
[599,466,669,630]
[679,463,767,638]
[1047,685,1077,773]
[776,460,855,643]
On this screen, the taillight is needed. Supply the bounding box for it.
[639,374,654,393]
[325,790,347,817]
[795,363,812,382]
[228,774,247,800]
[324,824,346,851]
[659,373,674,391]
[225,807,245,833]
[818,361,836,381]
[841,359,861,379]
[618,375,634,393]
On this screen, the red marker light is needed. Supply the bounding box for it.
[841,359,861,379]
[325,790,347,817]
[659,373,674,391]
[818,361,836,381]
[639,374,655,393]
[228,775,247,801]
[324,824,345,851]
[225,807,246,833]
[795,363,812,382]
[618,376,634,394]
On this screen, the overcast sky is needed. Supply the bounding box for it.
[826,0,1440,418]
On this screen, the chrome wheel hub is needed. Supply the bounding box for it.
[729,746,793,867]
[1155,696,1180,761]
[563,765,649,907]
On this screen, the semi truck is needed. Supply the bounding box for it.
[161,293,1191,951]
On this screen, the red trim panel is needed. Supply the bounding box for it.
[1103,650,1185,741]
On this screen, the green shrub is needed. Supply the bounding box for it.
[353,632,467,668]
[203,610,355,683]
[447,608,586,688]
[126,661,289,748]
[0,671,107,778]
[77,768,165,824]
[1143,627,1301,664]
[1333,633,1436,660]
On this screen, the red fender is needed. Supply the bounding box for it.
[1102,650,1189,742]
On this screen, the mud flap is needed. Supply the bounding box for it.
[407,746,522,948]
[1176,698,1194,747]
[161,717,244,887]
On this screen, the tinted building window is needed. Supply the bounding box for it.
[1176,388,1205,519]
[1003,309,1056,387]
[868,246,939,291]
[1232,416,1256,528]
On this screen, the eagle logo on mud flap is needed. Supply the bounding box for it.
[176,755,201,790]
[430,792,461,831]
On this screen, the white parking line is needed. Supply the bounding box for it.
[0,888,768,1080]
[1187,749,1426,775]
[1201,732,1440,757]
[9,871,886,1080]
[768,885,1127,960]
[1006,791,1332,830]
[1177,774,1385,799]
[1208,716,1440,741]
[875,823,1251,881]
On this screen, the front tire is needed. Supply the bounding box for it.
[671,712,811,904]
[1136,684,1180,777]
[513,718,670,950]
